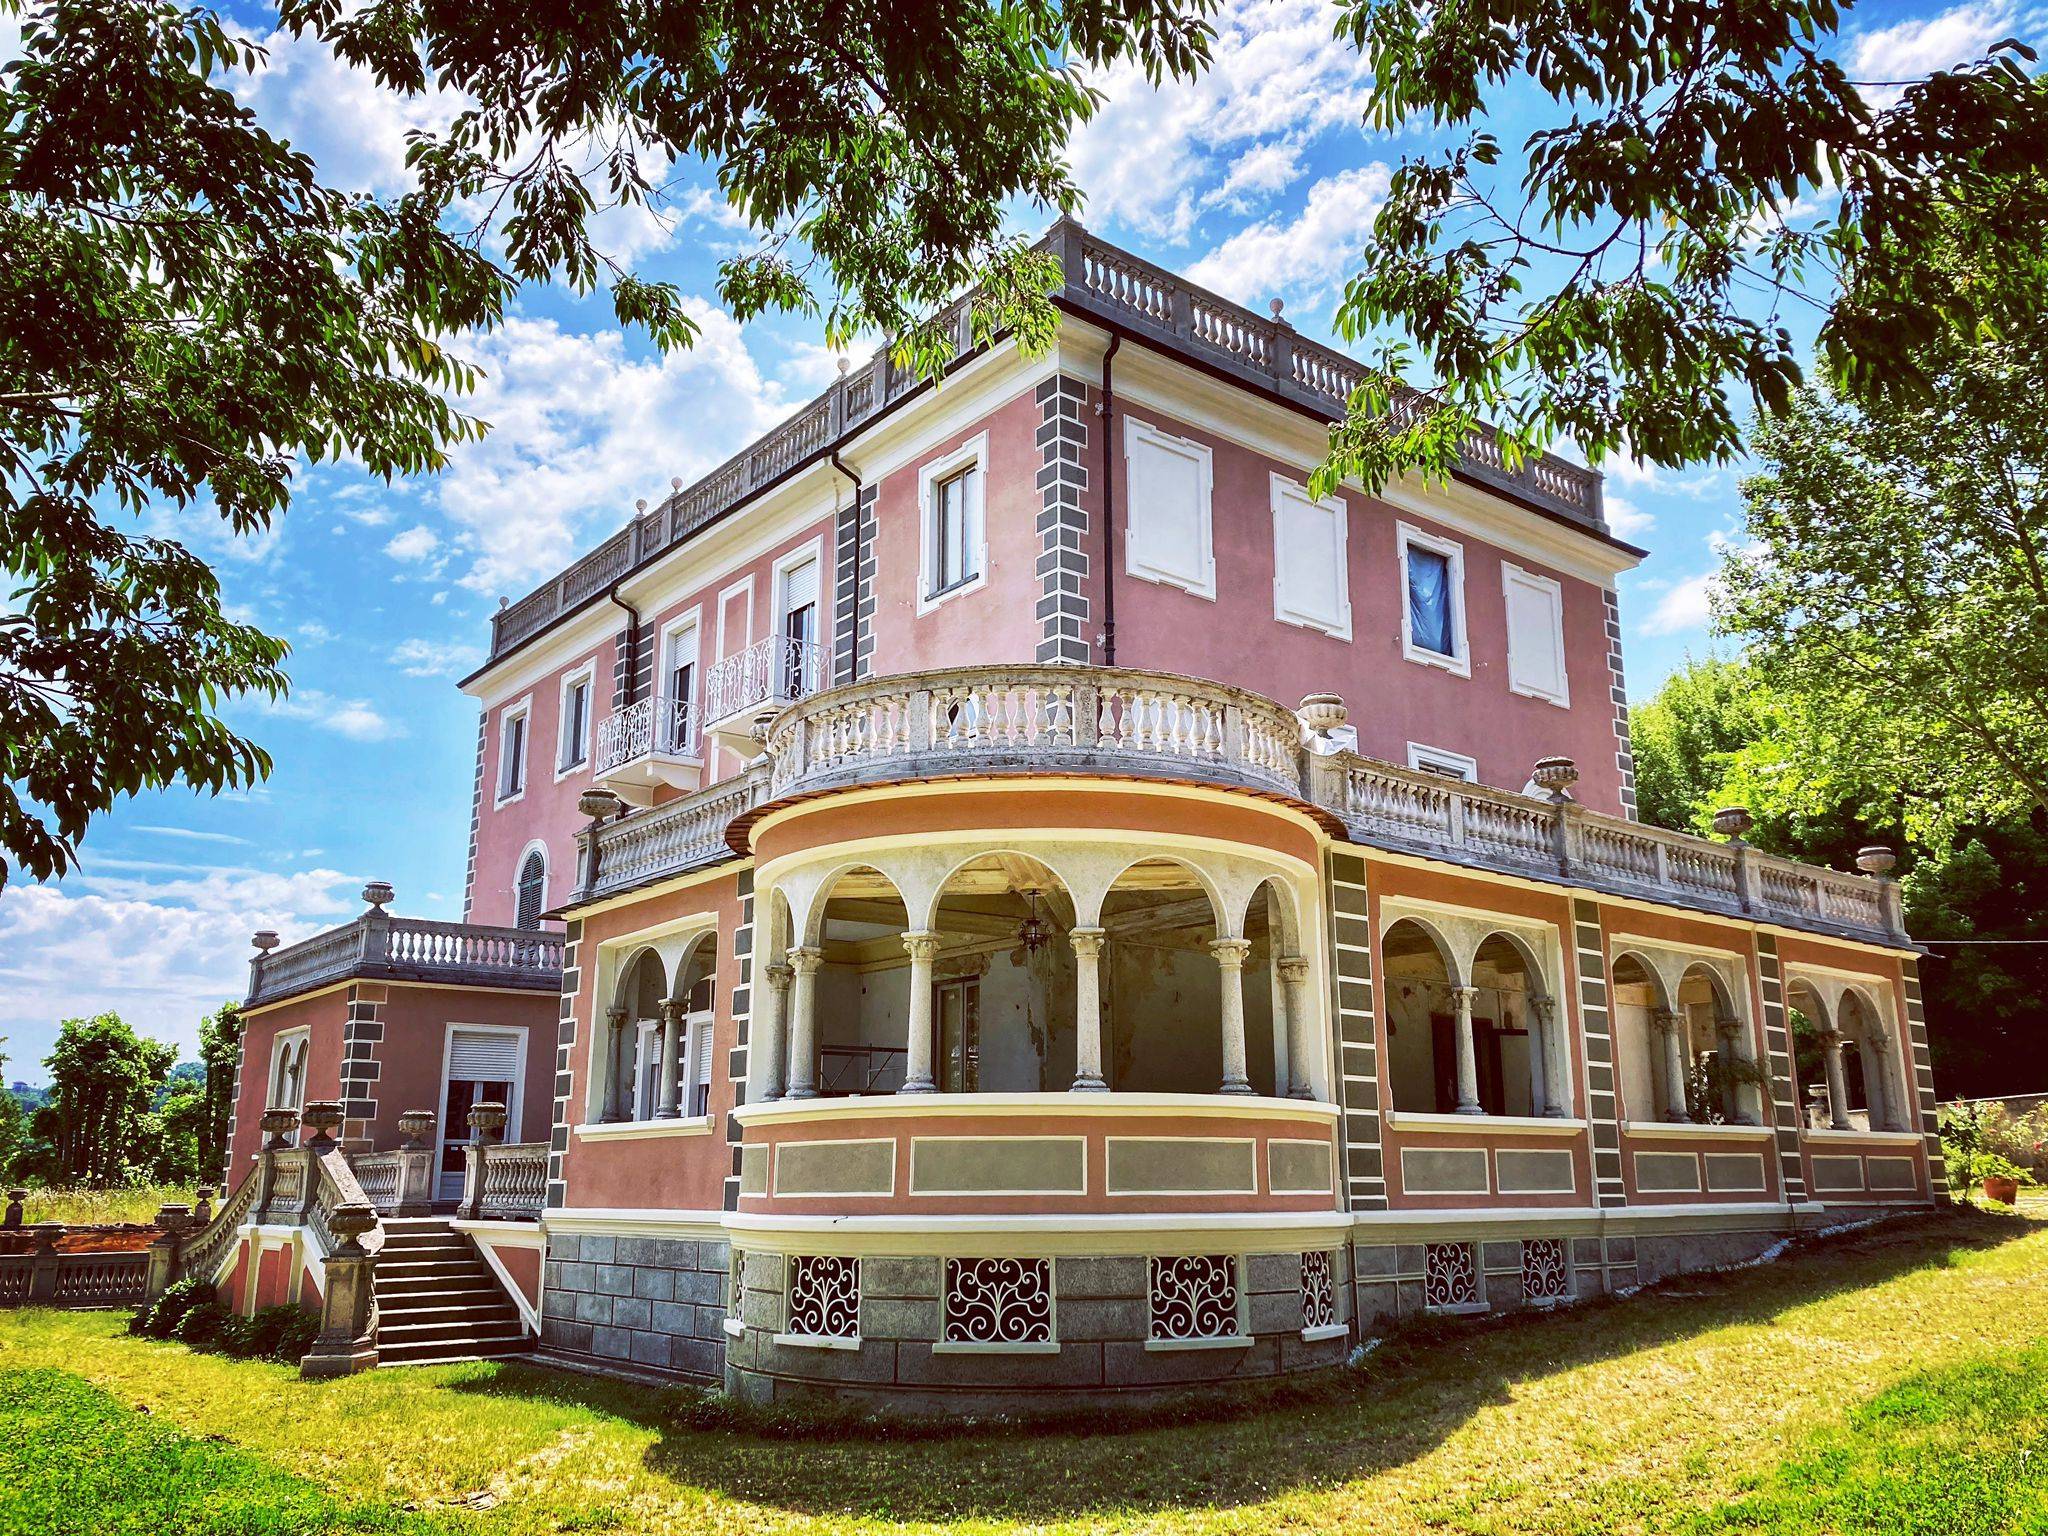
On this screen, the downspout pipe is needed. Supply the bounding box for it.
[1098,334,1122,666]
[831,450,863,683]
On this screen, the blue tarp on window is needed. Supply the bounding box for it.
[1408,546,1455,656]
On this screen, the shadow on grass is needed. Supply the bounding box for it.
[443,1208,2031,1523]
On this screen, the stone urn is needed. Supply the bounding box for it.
[1712,806,1755,842]
[325,1201,378,1257]
[578,789,622,822]
[467,1101,509,1145]
[300,1100,346,1147]
[1532,756,1579,801]
[1297,693,1349,750]
[251,929,280,953]
[260,1108,301,1147]
[1856,845,1898,876]
[397,1109,437,1150]
[361,880,395,911]
[193,1188,214,1225]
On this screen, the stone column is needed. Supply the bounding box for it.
[1865,1032,1895,1130]
[1451,985,1483,1114]
[655,999,686,1118]
[1821,1028,1852,1130]
[1211,938,1256,1095]
[1531,996,1568,1117]
[1070,927,1108,1091]
[601,1005,630,1122]
[1715,1016,1759,1124]
[1524,999,1550,1117]
[900,932,941,1093]
[1655,1008,1691,1122]
[784,946,824,1100]
[759,963,793,1101]
[1277,955,1312,1099]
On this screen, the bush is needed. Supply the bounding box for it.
[129,1276,210,1338]
[232,1305,319,1363]
[1978,1102,2048,1180]
[173,1301,229,1349]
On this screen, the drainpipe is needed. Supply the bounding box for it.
[608,584,641,704]
[1098,334,1122,666]
[831,449,863,683]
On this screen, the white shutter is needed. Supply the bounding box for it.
[782,557,819,615]
[1271,475,1350,637]
[1125,420,1215,598]
[447,1028,520,1081]
[694,1014,715,1083]
[1503,565,1569,705]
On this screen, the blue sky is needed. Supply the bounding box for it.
[1,0,2035,1076]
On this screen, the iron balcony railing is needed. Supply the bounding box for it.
[594,695,699,777]
[705,634,827,727]
[486,221,1609,665]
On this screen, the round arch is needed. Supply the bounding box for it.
[1100,852,1230,935]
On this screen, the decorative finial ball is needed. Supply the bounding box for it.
[671,476,683,491]
[838,355,851,376]
[498,596,509,609]
[1532,756,1580,798]
[635,497,647,514]
[1856,845,1898,876]
[1270,297,1285,319]
[1712,806,1755,841]
[361,880,394,911]
[252,929,280,952]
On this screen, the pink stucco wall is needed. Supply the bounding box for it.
[229,991,343,1178]
[364,985,557,1149]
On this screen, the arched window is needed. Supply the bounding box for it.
[515,848,547,931]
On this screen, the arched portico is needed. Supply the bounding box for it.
[1786,971,1906,1131]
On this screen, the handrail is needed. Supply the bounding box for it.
[484,221,1607,666]
[247,912,563,1008]
[705,634,828,725]
[595,695,698,776]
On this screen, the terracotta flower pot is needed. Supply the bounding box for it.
[1982,1174,2021,1206]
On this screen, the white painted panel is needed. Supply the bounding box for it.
[1271,474,1350,637]
[1125,419,1215,598]
[1503,564,1569,704]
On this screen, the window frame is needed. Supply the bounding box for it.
[1123,416,1217,602]
[917,433,989,613]
[513,840,549,931]
[1269,471,1353,640]
[268,1026,311,1114]
[659,609,704,760]
[1500,561,1572,707]
[1406,743,1480,782]
[1396,523,1471,677]
[495,695,532,805]
[555,664,595,779]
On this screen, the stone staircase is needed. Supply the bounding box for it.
[374,1218,529,1366]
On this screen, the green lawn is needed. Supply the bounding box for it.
[3,1210,2046,1534]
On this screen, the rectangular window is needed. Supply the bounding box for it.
[663,618,700,755]
[919,436,988,610]
[1270,473,1351,638]
[1407,743,1479,782]
[1398,525,1469,675]
[498,705,528,800]
[1125,418,1216,600]
[558,674,591,770]
[1502,562,1570,706]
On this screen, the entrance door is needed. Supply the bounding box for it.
[935,976,980,1093]
[438,1028,521,1202]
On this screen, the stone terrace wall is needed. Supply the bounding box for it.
[539,1231,731,1379]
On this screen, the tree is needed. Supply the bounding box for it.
[1630,657,2048,1098]
[1314,2,2048,500]
[32,1013,175,1187]
[1716,333,2048,840]
[195,1002,242,1185]
[0,0,1213,887]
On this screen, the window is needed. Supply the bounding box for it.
[497,701,530,801]
[918,434,988,610]
[1502,563,1570,706]
[269,1029,310,1112]
[662,619,700,755]
[1397,524,1469,675]
[778,553,821,698]
[514,848,547,931]
[1407,743,1479,782]
[558,670,592,772]
[1270,473,1351,638]
[1125,418,1215,600]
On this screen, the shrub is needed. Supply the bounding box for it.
[130,1277,210,1339]
[173,1301,229,1349]
[231,1305,319,1363]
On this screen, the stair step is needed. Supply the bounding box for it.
[378,1320,529,1345]
[376,1258,494,1275]
[374,1283,504,1302]
[377,1337,528,1367]
[378,1302,521,1327]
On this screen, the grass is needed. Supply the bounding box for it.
[14,1184,197,1226]
[0,1208,2044,1534]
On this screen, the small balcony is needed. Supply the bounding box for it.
[593,695,701,806]
[703,634,827,757]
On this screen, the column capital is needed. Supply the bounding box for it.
[901,930,943,963]
[659,997,687,1026]
[786,944,825,975]
[766,961,794,992]
[1651,1005,1683,1036]
[1068,925,1107,959]
[1449,984,1479,1008]
[1208,937,1254,970]
[1817,1024,1845,1047]
[1529,993,1557,1020]
[1275,954,1310,984]
[1714,1014,1743,1041]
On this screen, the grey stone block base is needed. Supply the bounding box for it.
[539,1231,731,1382]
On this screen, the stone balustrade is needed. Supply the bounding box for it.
[247,908,563,1008]
[462,1141,548,1222]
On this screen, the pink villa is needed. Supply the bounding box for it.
[168,223,1940,1404]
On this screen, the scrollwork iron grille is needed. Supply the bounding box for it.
[943,1257,1053,1346]
[1521,1238,1572,1303]
[1423,1242,1479,1309]
[1148,1254,1239,1341]
[787,1254,860,1339]
[1300,1250,1337,1331]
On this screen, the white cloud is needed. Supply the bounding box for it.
[390,637,481,678]
[132,826,252,847]
[262,688,402,742]
[1640,570,1720,636]
[435,309,793,598]
[1603,494,1656,540]
[1067,0,1376,239]
[0,865,360,1064]
[384,524,441,562]
[1186,164,1392,306]
[1847,2,2017,96]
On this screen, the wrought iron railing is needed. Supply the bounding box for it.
[486,221,1607,664]
[248,912,563,1008]
[594,695,698,777]
[706,635,827,726]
